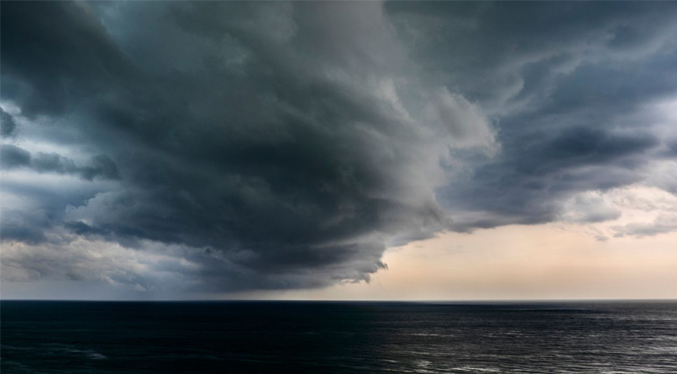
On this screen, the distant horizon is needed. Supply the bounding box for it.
[3,297,677,303]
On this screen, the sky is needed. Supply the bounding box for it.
[1,1,677,300]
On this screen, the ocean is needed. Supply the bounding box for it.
[1,301,676,373]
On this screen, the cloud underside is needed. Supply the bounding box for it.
[1,1,677,295]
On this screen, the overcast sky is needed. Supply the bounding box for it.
[2,1,677,300]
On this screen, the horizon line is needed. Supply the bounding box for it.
[2,298,677,303]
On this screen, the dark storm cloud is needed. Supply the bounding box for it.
[517,127,658,175]
[0,144,119,180]
[438,127,660,230]
[2,1,677,295]
[1,108,17,137]
[0,1,137,117]
[386,1,677,229]
[0,144,31,169]
[386,2,677,109]
[1,212,49,245]
[1,1,460,292]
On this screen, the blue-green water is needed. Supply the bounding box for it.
[2,301,677,373]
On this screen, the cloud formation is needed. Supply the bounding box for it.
[1,108,17,138]
[614,214,677,238]
[2,1,677,297]
[1,144,119,180]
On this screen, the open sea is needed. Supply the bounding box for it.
[1,301,676,373]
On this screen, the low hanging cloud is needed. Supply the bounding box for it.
[614,214,677,238]
[2,1,677,297]
[1,108,17,138]
[0,144,119,180]
[558,191,622,224]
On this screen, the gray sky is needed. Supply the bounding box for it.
[2,1,677,300]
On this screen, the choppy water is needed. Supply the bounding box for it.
[2,301,677,373]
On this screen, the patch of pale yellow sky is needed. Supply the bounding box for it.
[242,185,677,301]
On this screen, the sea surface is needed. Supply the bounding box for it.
[2,301,677,373]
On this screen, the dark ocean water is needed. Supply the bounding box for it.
[2,301,677,374]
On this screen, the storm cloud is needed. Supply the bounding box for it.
[1,144,119,180]
[2,1,677,297]
[1,108,17,138]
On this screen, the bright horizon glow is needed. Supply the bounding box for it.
[4,186,677,301]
